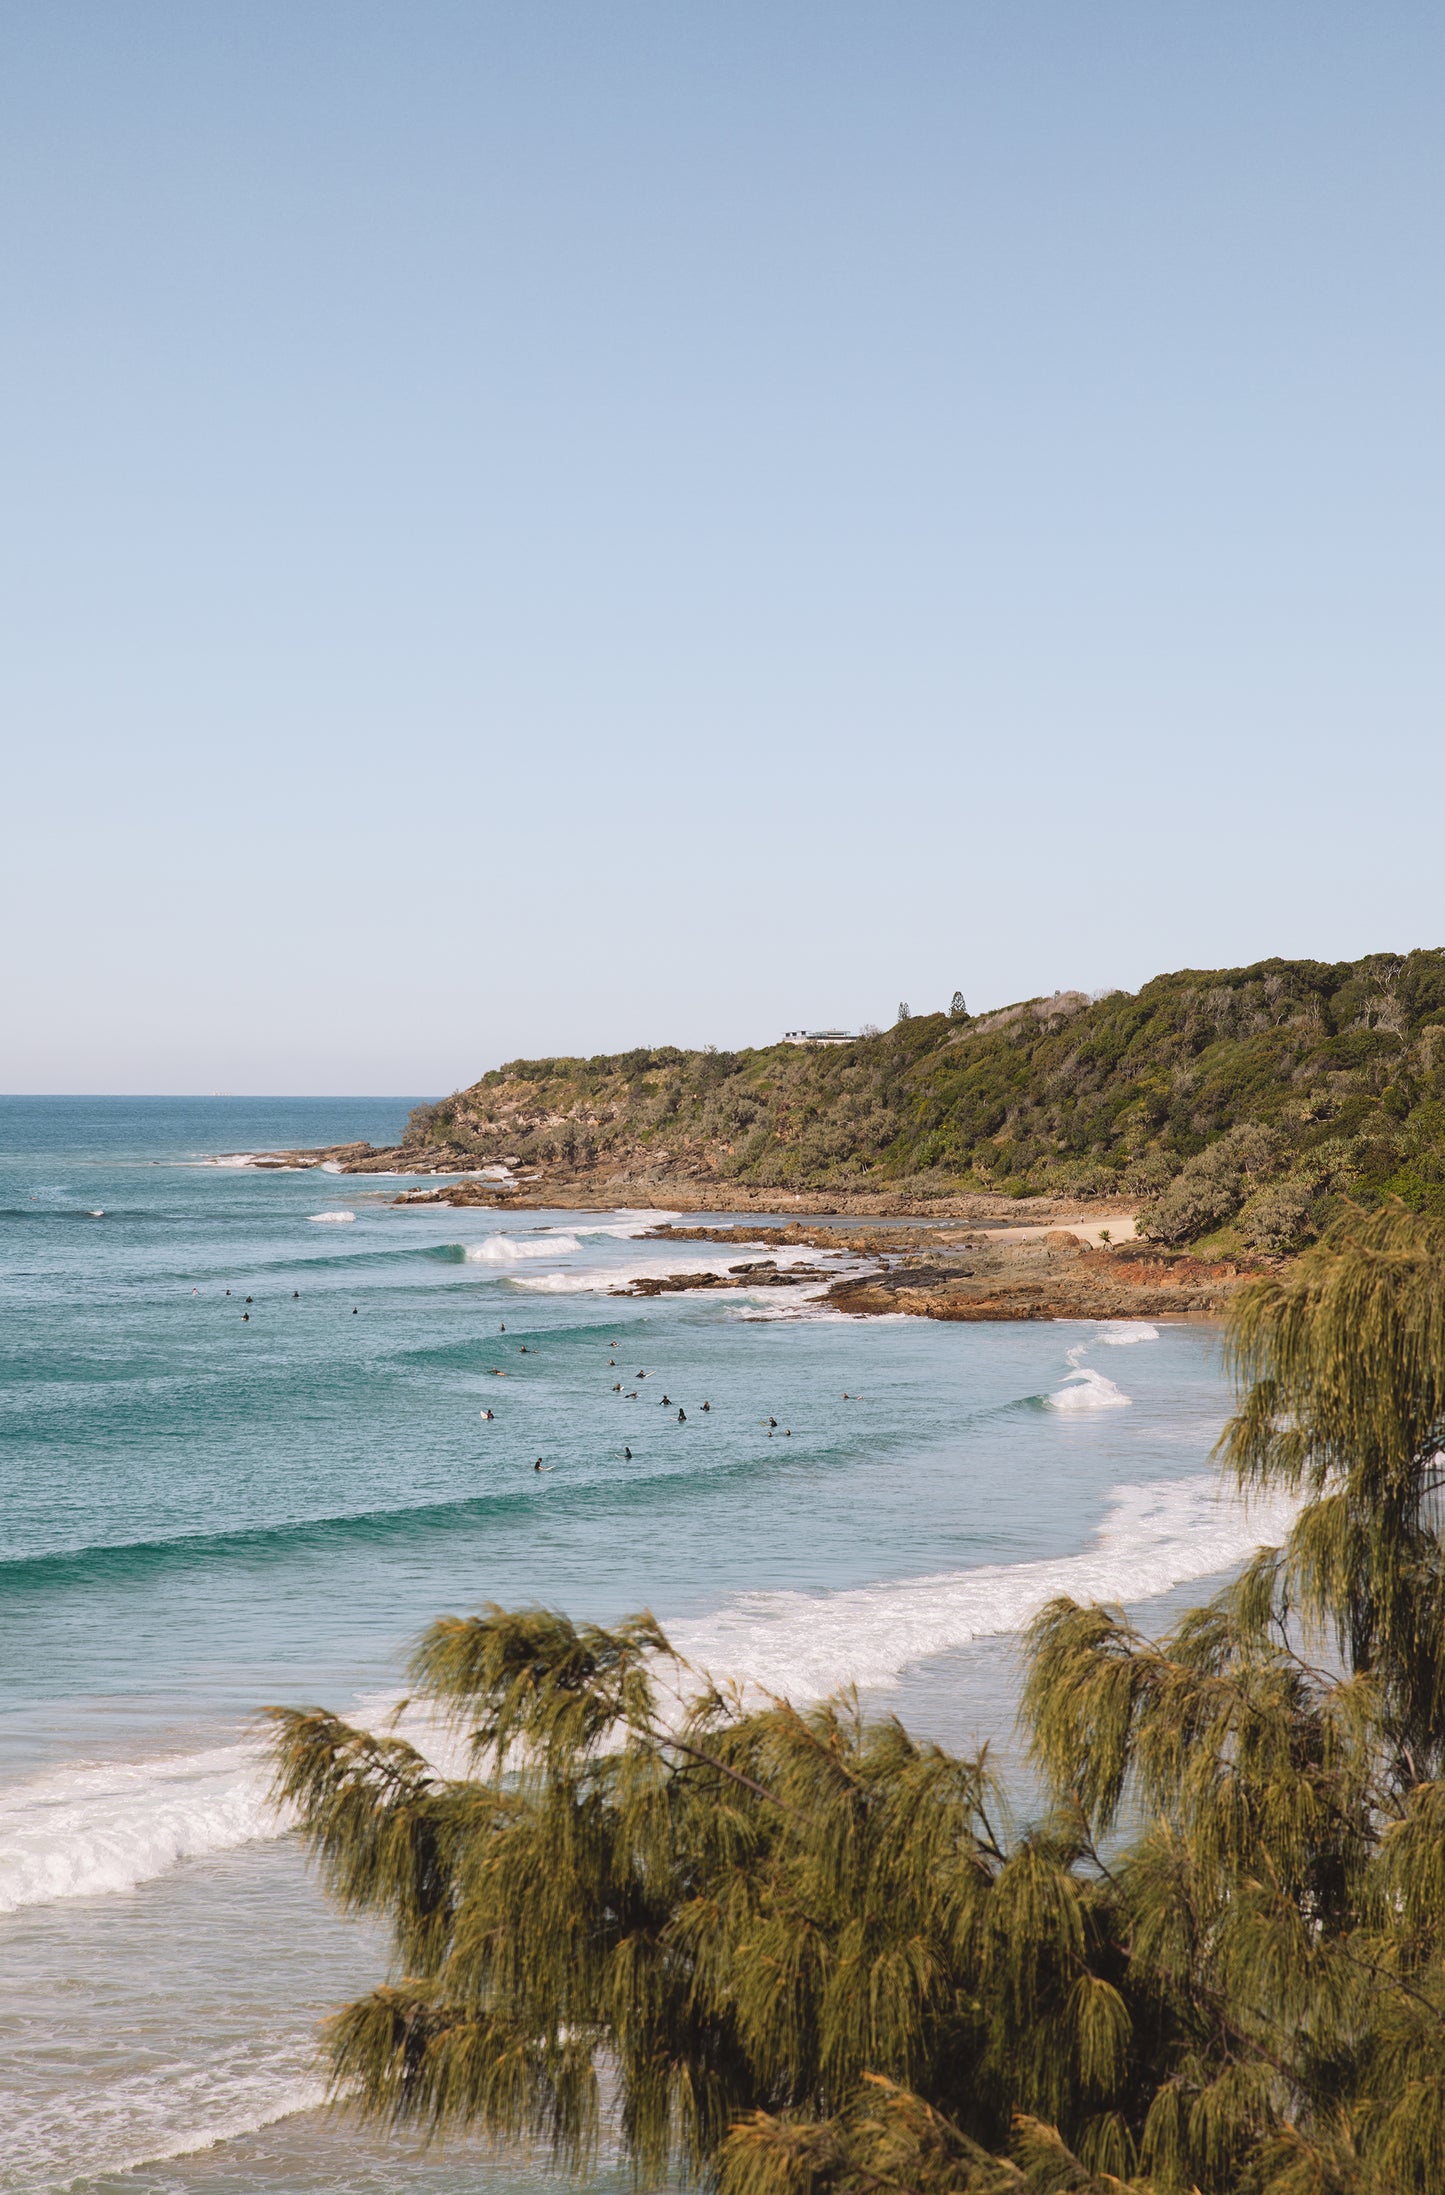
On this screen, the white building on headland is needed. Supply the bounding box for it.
[781,1028,856,1046]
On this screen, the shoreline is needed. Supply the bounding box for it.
[213,1148,1265,1322]
[225,1143,1146,1227]
[633,1221,1261,1321]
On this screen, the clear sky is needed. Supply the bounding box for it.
[4,2,1442,1094]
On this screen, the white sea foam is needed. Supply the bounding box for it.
[565,1213,685,1241]
[306,1210,356,1224]
[5,2052,325,2187]
[0,1707,473,2178]
[670,1475,1302,1702]
[1096,1321,1160,1344]
[1047,1342,1132,1411]
[1050,1368,1131,1411]
[462,1232,582,1264]
[728,1285,848,1320]
[1,1465,1299,1926]
[0,1742,279,1915]
[319,1159,345,1173]
[0,1689,473,1920]
[0,1738,285,1914]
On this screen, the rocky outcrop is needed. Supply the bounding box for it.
[825,1240,1264,1322]
[239,1142,376,1170]
[605,1222,1263,1320]
[615,1261,841,1298]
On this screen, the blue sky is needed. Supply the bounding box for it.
[4,2,1442,1093]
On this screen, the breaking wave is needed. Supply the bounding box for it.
[0,1742,276,1915]
[671,1475,1302,1702]
[462,1232,582,1263]
[1047,1341,1133,1411]
[1050,1368,1131,1412]
[306,1210,356,1224]
[0,1477,1300,1915]
[0,1683,474,1925]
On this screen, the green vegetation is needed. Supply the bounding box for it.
[405,951,1445,1248]
[269,1207,1445,2192]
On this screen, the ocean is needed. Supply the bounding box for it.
[0,1097,1293,2192]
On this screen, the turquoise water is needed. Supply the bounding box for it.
[0,1099,1283,2191]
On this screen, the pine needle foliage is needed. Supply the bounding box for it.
[268,1207,1445,2194]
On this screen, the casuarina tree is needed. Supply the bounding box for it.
[268,1205,1445,2194]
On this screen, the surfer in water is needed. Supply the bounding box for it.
[677,1408,686,1422]
[624,1446,632,1460]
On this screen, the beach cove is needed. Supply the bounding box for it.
[0,1098,1293,2192]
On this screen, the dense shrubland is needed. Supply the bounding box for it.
[404,951,1445,1248]
[270,1207,1445,2192]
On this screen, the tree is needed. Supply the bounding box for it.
[950,992,968,1020]
[268,1206,1445,2194]
[897,1001,912,1022]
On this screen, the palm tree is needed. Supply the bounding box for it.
[268,1206,1445,2194]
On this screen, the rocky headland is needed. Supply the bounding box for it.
[235,948,1445,1320]
[245,950,1445,1265]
